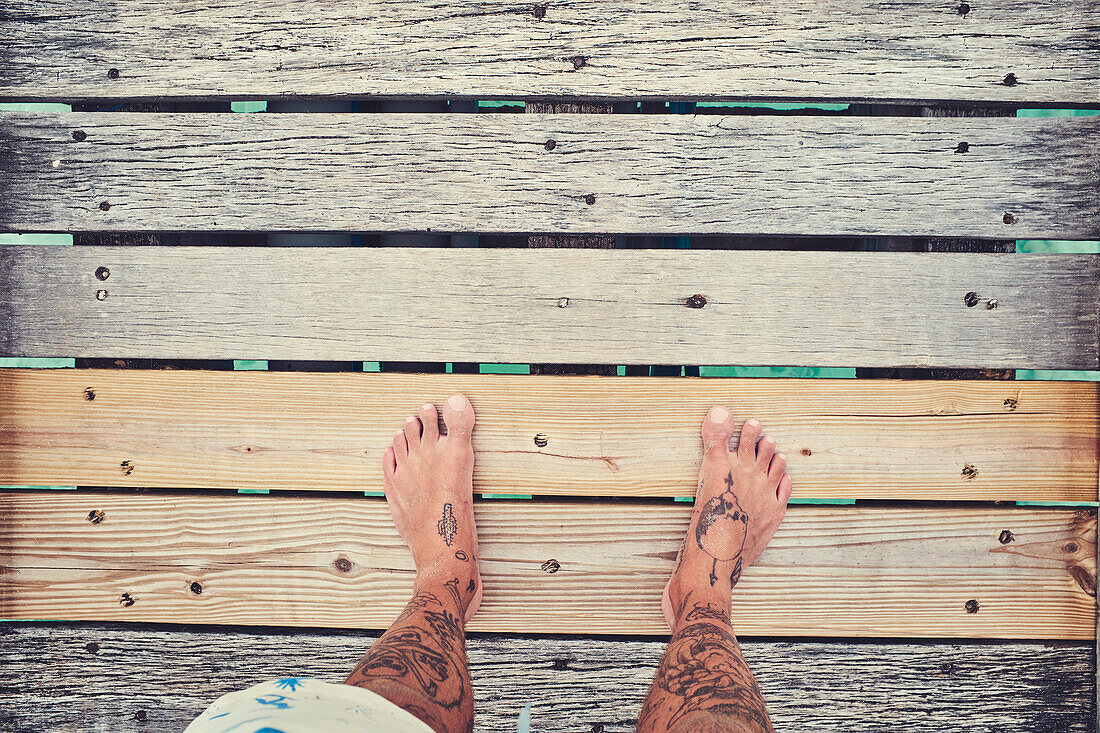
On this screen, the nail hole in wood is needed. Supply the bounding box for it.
[96,289,108,301]
[544,139,557,151]
[985,298,998,310]
[956,3,970,14]
[557,297,569,308]
[85,641,100,654]
[533,5,547,19]
[71,130,87,142]
[800,448,812,456]
[584,193,596,205]
[571,56,587,70]
[998,529,1014,544]
[119,592,135,607]
[189,581,203,595]
[1002,212,1015,225]
[1001,73,1018,86]
[961,463,978,479]
[954,142,969,153]
[107,68,120,79]
[99,201,111,211]
[95,266,110,281]
[964,599,979,613]
[541,558,561,573]
[684,294,708,309]
[963,292,979,307]
[334,557,353,573]
[1002,397,1017,410]
[534,433,549,447]
[87,509,105,524]
[84,387,96,401]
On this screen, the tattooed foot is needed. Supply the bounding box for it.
[383,393,482,622]
[661,406,792,631]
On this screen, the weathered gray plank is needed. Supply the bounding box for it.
[2,246,1097,369]
[0,624,1093,732]
[2,113,1099,238]
[1,0,1098,105]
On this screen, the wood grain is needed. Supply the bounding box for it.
[1,624,1094,733]
[1,0,1097,105]
[0,492,1094,638]
[2,113,1099,238]
[2,247,1098,369]
[0,369,1096,501]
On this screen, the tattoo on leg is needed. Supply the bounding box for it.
[695,472,748,586]
[438,503,459,546]
[454,550,469,561]
[467,578,476,593]
[639,622,771,732]
[685,601,731,625]
[444,577,462,609]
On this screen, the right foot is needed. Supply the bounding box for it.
[382,393,483,621]
[662,406,792,630]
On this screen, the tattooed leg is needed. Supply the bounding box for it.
[346,394,481,733]
[639,406,792,733]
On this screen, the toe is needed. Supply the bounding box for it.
[737,419,762,461]
[419,403,440,442]
[403,415,422,447]
[756,435,776,469]
[778,473,793,504]
[701,405,736,456]
[768,453,787,488]
[382,446,397,483]
[392,430,408,459]
[443,393,476,439]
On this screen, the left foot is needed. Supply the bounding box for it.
[382,393,482,621]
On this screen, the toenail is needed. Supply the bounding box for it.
[421,403,433,410]
[709,406,730,422]
[777,453,786,461]
[405,416,415,423]
[447,394,467,410]
[746,419,760,428]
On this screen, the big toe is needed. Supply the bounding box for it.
[701,405,736,454]
[443,393,476,440]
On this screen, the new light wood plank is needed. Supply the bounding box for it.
[2,113,1099,238]
[1,0,1097,105]
[0,493,1094,638]
[0,370,1096,501]
[3,625,1095,732]
[2,247,1098,369]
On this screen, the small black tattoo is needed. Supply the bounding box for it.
[437,503,458,546]
[454,550,469,562]
[685,602,731,625]
[467,578,476,593]
[695,473,748,586]
[444,577,462,608]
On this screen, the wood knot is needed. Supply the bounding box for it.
[998,529,1014,544]
[71,130,88,142]
[107,68,120,79]
[86,509,105,524]
[1063,542,1080,555]
[189,581,203,595]
[954,142,969,153]
[95,266,110,281]
[534,433,549,447]
[84,387,96,401]
[1001,73,1018,86]
[961,464,978,480]
[963,292,979,307]
[571,56,587,70]
[800,448,812,457]
[551,658,572,670]
[964,599,979,613]
[119,592,136,607]
[684,294,708,309]
[541,559,561,573]
[1070,565,1096,597]
[939,661,957,674]
[333,557,353,573]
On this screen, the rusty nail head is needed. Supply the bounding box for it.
[107,68,120,79]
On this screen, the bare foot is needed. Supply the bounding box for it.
[662,406,792,630]
[382,393,482,622]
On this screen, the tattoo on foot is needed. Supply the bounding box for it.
[467,578,476,593]
[444,577,462,608]
[438,503,459,547]
[695,473,749,587]
[454,550,469,561]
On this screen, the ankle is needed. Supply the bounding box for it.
[414,564,479,615]
[667,575,732,630]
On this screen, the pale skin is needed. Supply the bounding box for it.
[345,396,791,733]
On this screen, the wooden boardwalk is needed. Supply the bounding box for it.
[0,0,1097,729]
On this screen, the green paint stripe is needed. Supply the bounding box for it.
[479,363,531,374]
[233,360,268,370]
[0,233,72,245]
[1017,108,1100,117]
[0,485,77,490]
[0,358,74,368]
[1016,370,1100,382]
[1017,500,1099,507]
[1016,240,1100,253]
[698,366,857,378]
[364,491,385,497]
[0,103,71,112]
[696,102,850,111]
[481,494,532,499]
[237,488,270,494]
[231,101,267,113]
[363,361,382,373]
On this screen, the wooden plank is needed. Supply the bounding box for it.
[0,492,1095,638]
[1,0,1097,105]
[2,247,1098,370]
[0,369,1096,501]
[0,625,1094,733]
[2,113,1100,239]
